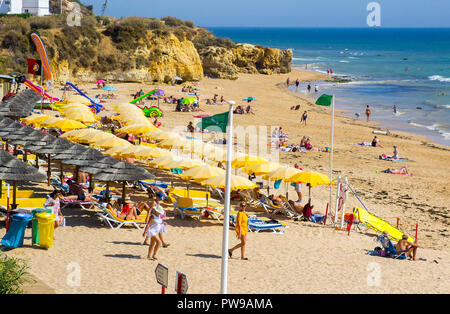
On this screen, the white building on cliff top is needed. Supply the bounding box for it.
[0,0,50,16]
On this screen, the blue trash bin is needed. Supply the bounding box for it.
[1,213,33,249]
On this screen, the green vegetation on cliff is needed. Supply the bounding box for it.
[0,10,291,82]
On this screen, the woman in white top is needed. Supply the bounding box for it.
[44,190,65,228]
[143,205,164,260]
[143,192,169,247]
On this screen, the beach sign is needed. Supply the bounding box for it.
[155,263,169,294]
[175,271,189,294]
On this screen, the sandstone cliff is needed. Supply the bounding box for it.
[199,44,293,80]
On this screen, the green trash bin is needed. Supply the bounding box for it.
[31,208,53,245]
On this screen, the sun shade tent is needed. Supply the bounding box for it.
[91,162,155,201]
[0,150,46,209]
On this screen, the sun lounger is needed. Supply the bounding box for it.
[172,197,204,220]
[278,196,302,219]
[60,198,95,210]
[96,205,146,230]
[229,213,288,234]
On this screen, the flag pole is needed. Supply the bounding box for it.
[329,94,335,223]
[220,104,233,294]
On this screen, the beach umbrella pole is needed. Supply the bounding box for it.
[221,105,233,294]
[122,181,126,201]
[12,181,17,210]
[329,95,335,219]
[47,154,51,186]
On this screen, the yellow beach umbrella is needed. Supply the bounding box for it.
[52,119,87,131]
[77,130,114,144]
[141,147,172,159]
[117,123,158,135]
[39,117,65,127]
[60,128,95,140]
[147,154,180,169]
[180,165,225,182]
[117,145,154,159]
[92,136,133,149]
[231,155,268,168]
[286,171,332,187]
[143,130,180,142]
[61,107,93,116]
[262,166,302,182]
[241,161,282,176]
[21,114,53,125]
[66,95,90,104]
[201,174,257,190]
[162,159,204,170]
[60,103,89,111]
[64,111,97,124]
[104,145,135,157]
[158,136,188,149]
[285,171,333,201]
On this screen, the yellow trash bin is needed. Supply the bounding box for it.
[36,212,56,249]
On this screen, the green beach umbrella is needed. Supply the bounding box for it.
[181,97,196,105]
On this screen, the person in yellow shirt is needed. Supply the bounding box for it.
[228,202,249,260]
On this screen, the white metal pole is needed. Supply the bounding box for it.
[340,177,348,229]
[334,177,341,226]
[329,94,335,225]
[220,105,233,294]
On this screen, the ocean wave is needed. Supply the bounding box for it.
[428,75,450,83]
[434,104,450,109]
[409,122,450,139]
[339,60,350,63]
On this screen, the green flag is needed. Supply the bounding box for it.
[315,94,333,107]
[197,111,229,133]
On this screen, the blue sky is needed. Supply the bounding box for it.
[81,0,450,28]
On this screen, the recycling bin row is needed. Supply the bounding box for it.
[1,209,55,249]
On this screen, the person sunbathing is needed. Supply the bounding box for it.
[381,167,412,175]
[245,105,254,114]
[395,234,419,261]
[115,198,141,221]
[65,180,92,202]
[371,136,383,147]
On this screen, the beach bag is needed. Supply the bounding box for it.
[303,203,312,218]
[274,179,282,190]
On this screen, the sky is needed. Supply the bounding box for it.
[80,0,450,28]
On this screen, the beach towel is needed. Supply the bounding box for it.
[379,154,408,162]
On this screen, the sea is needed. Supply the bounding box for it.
[207,27,450,145]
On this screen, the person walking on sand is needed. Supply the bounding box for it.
[295,79,300,90]
[301,111,308,126]
[365,105,371,122]
[307,83,311,93]
[286,77,290,88]
[143,192,170,248]
[143,205,165,260]
[228,202,249,260]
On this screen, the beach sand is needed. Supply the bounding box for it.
[1,69,449,294]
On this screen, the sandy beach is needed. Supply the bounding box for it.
[2,69,449,294]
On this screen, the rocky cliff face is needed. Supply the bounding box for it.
[199,44,293,80]
[49,32,204,84]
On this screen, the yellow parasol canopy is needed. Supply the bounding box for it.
[60,128,95,140]
[158,136,188,149]
[92,136,133,149]
[241,161,282,176]
[64,111,97,124]
[147,154,180,169]
[231,154,268,168]
[286,171,333,187]
[201,174,257,190]
[104,145,134,157]
[39,117,65,127]
[141,147,172,159]
[76,130,114,144]
[117,123,158,135]
[142,130,180,141]
[180,165,226,182]
[162,159,205,170]
[52,119,87,131]
[66,95,91,104]
[21,114,53,125]
[262,166,302,182]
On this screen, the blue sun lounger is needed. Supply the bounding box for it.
[230,214,288,234]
